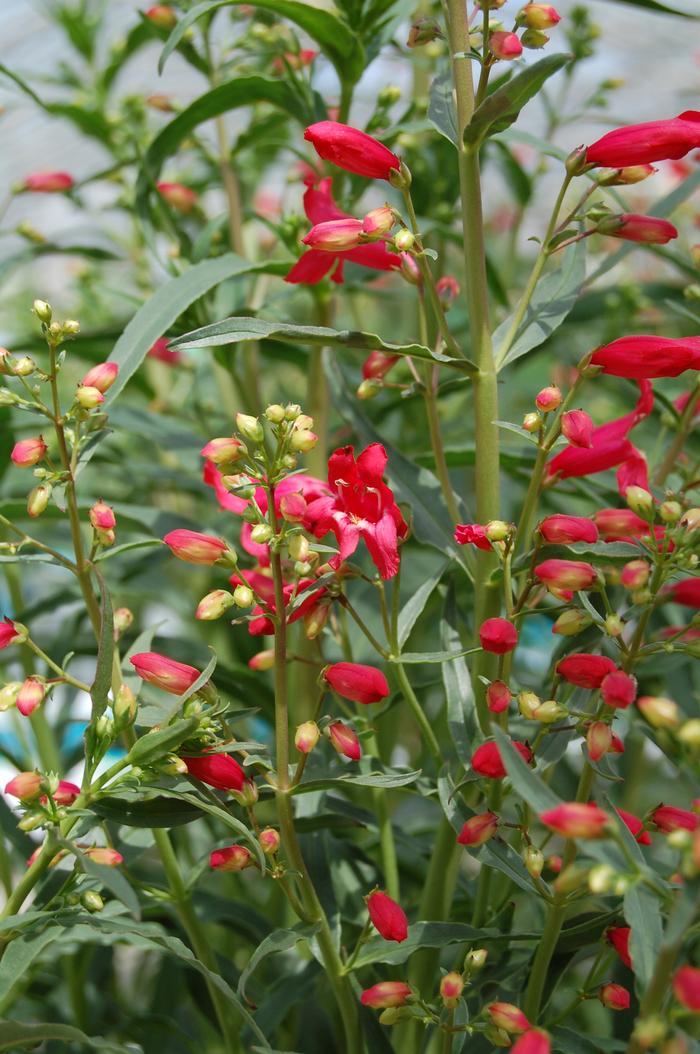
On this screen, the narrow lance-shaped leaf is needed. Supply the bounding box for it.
[89,568,114,721]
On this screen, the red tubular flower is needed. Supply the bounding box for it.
[164,528,229,565]
[304,443,407,580]
[665,578,700,608]
[130,652,200,695]
[673,965,700,1011]
[23,171,74,193]
[0,619,23,649]
[599,983,630,1011]
[479,618,518,654]
[556,653,617,689]
[488,1003,530,1034]
[535,559,597,591]
[561,409,594,448]
[606,925,632,968]
[600,214,678,245]
[511,1030,551,1054]
[486,681,511,713]
[616,808,651,845]
[472,740,533,779]
[182,753,245,792]
[651,805,699,833]
[601,670,637,709]
[156,181,197,213]
[302,217,363,252]
[362,351,400,380]
[540,802,609,839]
[286,176,400,285]
[585,111,700,167]
[323,662,389,704]
[538,515,598,544]
[366,890,408,942]
[590,335,700,379]
[360,981,411,1008]
[210,845,252,872]
[454,523,491,550]
[328,721,361,760]
[304,121,400,180]
[593,508,650,542]
[457,811,499,847]
[5,772,42,800]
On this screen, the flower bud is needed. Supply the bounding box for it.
[535,385,562,412]
[479,617,518,654]
[323,662,389,705]
[210,845,253,872]
[357,378,382,399]
[290,429,317,453]
[521,27,549,48]
[406,16,442,47]
[604,614,624,638]
[457,811,499,847]
[5,771,43,800]
[600,979,631,1006]
[394,229,415,253]
[626,486,654,515]
[554,864,590,894]
[485,519,510,542]
[523,412,542,433]
[233,584,254,608]
[366,889,408,942]
[679,719,700,747]
[196,589,235,620]
[12,356,36,376]
[540,802,609,839]
[486,680,511,713]
[81,890,105,913]
[621,559,650,590]
[33,300,52,323]
[561,409,593,447]
[487,1003,530,1034]
[89,501,116,531]
[27,483,51,518]
[535,559,597,592]
[681,508,700,531]
[0,682,22,711]
[84,846,124,867]
[16,678,46,716]
[637,695,680,729]
[11,437,47,467]
[601,670,637,709]
[598,164,656,186]
[249,649,275,671]
[295,721,320,754]
[465,948,488,971]
[231,778,259,807]
[259,827,281,854]
[236,413,264,443]
[534,700,566,723]
[587,721,612,762]
[518,691,541,720]
[518,4,560,27]
[440,972,464,1007]
[265,403,286,423]
[130,652,201,695]
[113,607,133,640]
[328,721,361,760]
[524,845,544,878]
[489,30,524,59]
[114,684,137,729]
[80,362,118,394]
[200,437,247,465]
[362,206,395,237]
[157,181,197,213]
[250,523,273,545]
[164,529,229,565]
[552,609,592,636]
[651,805,698,834]
[18,811,46,831]
[660,500,682,523]
[361,981,411,1009]
[76,386,104,409]
[633,1017,667,1049]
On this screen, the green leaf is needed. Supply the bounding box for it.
[494,240,587,369]
[159,1,365,83]
[0,1020,126,1053]
[392,648,480,664]
[92,794,205,828]
[624,883,663,990]
[350,921,515,969]
[0,242,120,288]
[428,69,458,147]
[398,560,448,648]
[169,316,474,372]
[442,586,477,768]
[292,769,421,794]
[127,717,201,765]
[492,726,561,813]
[464,54,571,149]
[154,787,265,867]
[163,649,218,722]
[89,569,114,721]
[553,1027,627,1054]
[66,844,141,920]
[93,539,163,562]
[238,924,320,999]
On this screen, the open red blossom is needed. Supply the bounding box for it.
[304,121,400,180]
[540,802,608,839]
[590,335,700,379]
[538,515,598,544]
[457,811,499,847]
[651,805,699,833]
[479,618,518,654]
[664,578,700,608]
[556,653,617,689]
[511,1030,551,1054]
[547,381,653,497]
[606,926,632,968]
[366,890,408,942]
[585,111,700,167]
[616,808,651,845]
[182,753,245,792]
[673,965,700,1011]
[304,443,407,580]
[454,523,491,550]
[323,662,389,704]
[601,670,637,709]
[285,176,400,285]
[472,740,533,779]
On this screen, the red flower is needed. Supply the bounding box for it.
[535,559,597,592]
[600,214,678,244]
[651,805,699,833]
[556,654,617,689]
[472,740,533,779]
[231,568,326,637]
[489,31,523,59]
[457,811,499,846]
[130,652,200,695]
[360,981,411,1008]
[305,443,407,580]
[673,965,700,1011]
[606,925,632,968]
[540,802,608,839]
[593,508,650,542]
[479,618,518,654]
[585,111,700,167]
[164,529,229,565]
[323,662,389,704]
[285,176,400,285]
[454,523,492,550]
[616,808,651,845]
[210,845,252,871]
[590,335,700,379]
[182,753,245,792]
[601,670,637,709]
[23,171,74,193]
[366,890,408,942]
[304,121,400,180]
[511,1030,551,1054]
[664,578,700,608]
[538,515,598,544]
[561,409,593,448]
[0,618,23,649]
[486,681,511,713]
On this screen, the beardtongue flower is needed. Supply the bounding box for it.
[664,578,700,608]
[535,559,597,591]
[616,808,651,845]
[5,772,42,800]
[16,678,46,716]
[11,437,47,467]
[487,1003,531,1034]
[556,653,617,689]
[599,983,630,1011]
[323,662,389,704]
[597,214,678,245]
[156,181,197,213]
[593,507,649,542]
[489,31,523,59]
[540,802,609,839]
[130,652,201,695]
[360,981,412,1008]
[590,335,700,379]
[182,753,245,792]
[80,362,118,393]
[651,805,699,833]
[538,515,598,544]
[304,121,401,180]
[606,925,632,968]
[585,111,700,167]
[210,845,252,872]
[362,351,400,380]
[304,443,407,580]
[454,523,492,550]
[479,618,518,654]
[164,529,230,565]
[561,409,594,448]
[511,1030,551,1054]
[302,217,364,252]
[518,3,561,28]
[366,890,408,942]
[601,670,637,709]
[457,811,499,846]
[23,171,74,193]
[472,740,533,779]
[328,721,361,760]
[0,619,25,649]
[673,965,700,1011]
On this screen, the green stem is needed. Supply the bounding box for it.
[653,377,699,486]
[394,661,441,763]
[368,733,400,900]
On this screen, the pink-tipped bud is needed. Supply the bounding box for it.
[80,362,119,393]
[89,501,116,531]
[130,652,201,695]
[535,386,562,412]
[539,515,598,544]
[163,529,230,565]
[84,846,123,867]
[196,589,235,621]
[621,559,650,590]
[673,965,700,1011]
[360,981,411,1009]
[601,670,637,709]
[290,428,317,453]
[651,805,698,833]
[303,218,363,252]
[540,802,608,839]
[598,982,631,1011]
[486,680,511,713]
[259,828,280,855]
[440,972,464,1007]
[11,437,47,467]
[626,485,654,516]
[517,4,561,29]
[367,890,408,942]
[5,771,42,800]
[598,165,656,186]
[76,386,104,409]
[328,721,361,760]
[323,662,390,704]
[436,275,460,309]
[279,492,307,523]
[488,1003,531,1034]
[249,649,275,671]
[511,1030,551,1054]
[23,171,74,193]
[210,845,252,872]
[561,409,593,448]
[457,811,499,847]
[587,721,613,762]
[400,251,422,285]
[489,30,523,59]
[146,4,177,27]
[200,436,247,465]
[16,678,46,716]
[156,181,197,213]
[183,753,245,792]
[637,695,680,729]
[535,559,597,592]
[524,845,545,878]
[295,720,320,754]
[362,206,395,237]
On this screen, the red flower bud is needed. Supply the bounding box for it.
[601,670,637,709]
[511,1029,551,1054]
[164,529,229,565]
[360,981,411,1008]
[84,847,123,867]
[295,721,320,754]
[488,1003,531,1034]
[472,740,533,780]
[585,111,700,168]
[210,845,252,872]
[259,828,280,854]
[594,508,649,542]
[52,780,80,805]
[303,218,364,252]
[665,579,700,608]
[366,890,408,942]
[538,515,598,544]
[556,653,617,689]
[182,753,245,792]
[587,721,612,762]
[535,386,562,412]
[651,805,699,833]
[599,214,678,245]
[304,122,400,181]
[637,695,680,728]
[328,721,361,760]
[535,559,597,591]
[200,436,246,464]
[130,652,200,695]
[606,925,632,968]
[561,409,593,448]
[519,4,561,29]
[599,983,630,1011]
[440,972,464,1006]
[540,802,608,839]
[11,437,47,467]
[621,559,650,590]
[362,351,400,381]
[616,808,651,845]
[89,501,116,531]
[23,171,74,193]
[323,662,390,704]
[489,30,523,59]
[479,618,518,654]
[673,965,700,1011]
[457,811,499,846]
[590,335,700,380]
[80,362,118,393]
[5,772,42,800]
[156,181,197,213]
[486,680,511,713]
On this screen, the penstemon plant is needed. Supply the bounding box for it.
[0,1,700,1053]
